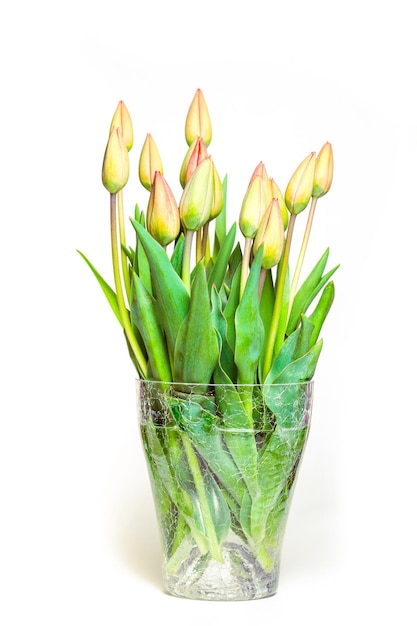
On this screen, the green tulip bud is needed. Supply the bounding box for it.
[179,157,214,231]
[313,142,334,198]
[102,127,129,194]
[285,152,316,215]
[239,174,268,238]
[146,172,180,246]
[109,101,134,151]
[185,89,212,147]
[139,133,164,191]
[253,199,285,269]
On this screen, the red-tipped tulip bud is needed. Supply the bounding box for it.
[102,127,129,193]
[313,142,334,198]
[139,134,164,191]
[285,152,316,215]
[146,172,180,246]
[270,178,288,230]
[253,199,285,269]
[109,101,134,151]
[239,175,268,238]
[179,137,209,188]
[179,157,214,231]
[185,89,212,147]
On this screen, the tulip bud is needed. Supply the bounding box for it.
[179,137,209,188]
[253,199,285,269]
[239,175,268,238]
[248,162,272,208]
[270,177,288,230]
[146,172,180,246]
[179,157,214,231]
[210,161,224,220]
[109,101,134,151]
[139,134,164,191]
[185,89,212,146]
[102,127,129,193]
[285,152,316,215]
[313,142,334,198]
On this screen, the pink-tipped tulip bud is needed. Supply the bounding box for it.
[239,174,268,238]
[139,134,164,191]
[270,177,289,230]
[185,89,212,147]
[146,172,180,246]
[109,101,134,151]
[179,157,214,231]
[102,127,129,194]
[313,142,334,198]
[179,137,209,188]
[253,198,285,269]
[285,152,316,215]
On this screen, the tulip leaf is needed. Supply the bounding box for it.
[223,262,242,353]
[210,287,237,382]
[265,315,315,386]
[308,281,335,346]
[131,219,190,364]
[272,340,323,385]
[130,273,172,382]
[235,248,264,385]
[171,233,184,277]
[213,174,228,259]
[207,222,236,292]
[77,250,122,326]
[173,262,219,387]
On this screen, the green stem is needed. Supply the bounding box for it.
[263,213,296,376]
[200,222,209,263]
[117,189,131,303]
[110,193,148,377]
[180,433,224,563]
[240,237,252,300]
[288,196,317,311]
[181,229,194,293]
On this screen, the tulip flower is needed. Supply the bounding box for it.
[270,178,288,230]
[179,157,214,232]
[285,152,316,215]
[185,89,212,146]
[253,199,285,270]
[109,101,134,151]
[146,172,180,247]
[102,127,129,194]
[139,134,164,191]
[313,142,334,198]
[180,137,209,188]
[239,174,268,239]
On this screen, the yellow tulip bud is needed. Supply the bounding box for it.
[139,133,164,191]
[253,199,285,269]
[146,172,180,246]
[179,137,209,188]
[109,101,134,151]
[285,152,316,215]
[270,177,288,230]
[210,161,224,220]
[185,89,212,146]
[239,174,268,238]
[102,127,129,194]
[179,157,214,231]
[313,142,334,198]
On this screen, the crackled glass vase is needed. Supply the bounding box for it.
[136,379,314,601]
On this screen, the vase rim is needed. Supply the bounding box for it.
[136,378,314,388]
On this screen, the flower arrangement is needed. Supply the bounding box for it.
[78,89,338,599]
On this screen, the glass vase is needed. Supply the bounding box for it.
[136,379,314,601]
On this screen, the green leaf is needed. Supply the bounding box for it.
[210,287,237,382]
[207,222,236,292]
[77,250,122,325]
[131,219,190,364]
[170,233,184,277]
[308,281,335,345]
[213,174,228,259]
[173,262,219,387]
[235,248,264,385]
[265,315,315,386]
[273,340,323,384]
[130,273,172,382]
[223,262,242,353]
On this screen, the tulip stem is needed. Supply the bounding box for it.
[240,237,252,300]
[201,223,209,263]
[117,189,131,303]
[289,197,317,312]
[258,268,267,300]
[182,229,194,293]
[263,213,296,377]
[110,193,148,377]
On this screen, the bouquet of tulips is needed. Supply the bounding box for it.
[79,90,337,579]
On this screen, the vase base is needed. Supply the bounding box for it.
[163,542,279,601]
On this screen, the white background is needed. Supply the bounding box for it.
[1,1,416,623]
